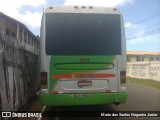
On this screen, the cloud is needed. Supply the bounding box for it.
[126,28,145,39]
[64,0,135,7]
[17,11,43,29]
[127,38,145,45]
[0,0,47,29]
[124,22,137,28]
[0,0,135,34]
[125,21,152,44]
[126,29,160,46]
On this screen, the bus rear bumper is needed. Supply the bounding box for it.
[40,91,127,106]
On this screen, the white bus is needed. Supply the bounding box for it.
[40,5,127,106]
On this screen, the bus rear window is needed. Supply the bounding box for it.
[45,13,121,55]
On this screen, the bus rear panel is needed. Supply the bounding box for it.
[40,6,127,106]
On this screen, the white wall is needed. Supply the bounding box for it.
[127,61,160,81]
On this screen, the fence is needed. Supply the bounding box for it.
[127,61,160,81]
[0,31,39,111]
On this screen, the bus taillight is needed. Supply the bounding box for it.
[40,72,47,88]
[120,71,126,84]
[106,90,112,93]
[52,91,59,94]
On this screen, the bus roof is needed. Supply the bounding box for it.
[45,5,120,14]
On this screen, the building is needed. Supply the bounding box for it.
[0,12,39,54]
[0,12,40,111]
[127,51,160,62]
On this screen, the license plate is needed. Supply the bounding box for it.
[71,94,91,98]
[78,80,92,87]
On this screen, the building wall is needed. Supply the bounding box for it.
[127,51,160,62]
[0,13,40,111]
[0,12,39,55]
[127,55,160,62]
[127,61,160,81]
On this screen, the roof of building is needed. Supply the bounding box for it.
[0,11,39,41]
[127,51,160,55]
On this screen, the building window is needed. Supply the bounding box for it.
[28,36,30,45]
[34,40,36,48]
[37,42,39,49]
[137,56,141,61]
[127,56,130,62]
[32,38,34,47]
[6,29,10,36]
[19,32,22,41]
[11,32,16,38]
[37,42,38,49]
[24,32,27,43]
[31,39,33,46]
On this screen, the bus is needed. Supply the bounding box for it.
[40,5,127,106]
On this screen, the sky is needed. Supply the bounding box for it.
[0,0,159,52]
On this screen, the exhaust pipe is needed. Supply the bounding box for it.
[114,100,120,105]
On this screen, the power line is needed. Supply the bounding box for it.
[126,30,160,40]
[142,22,160,30]
[126,27,160,37]
[126,12,160,28]
[126,22,160,35]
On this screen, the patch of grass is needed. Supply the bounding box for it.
[127,77,160,90]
